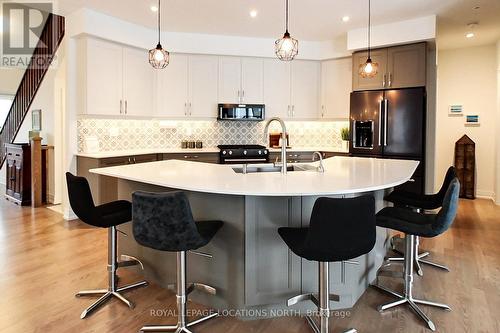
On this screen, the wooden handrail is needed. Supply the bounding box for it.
[0,13,65,168]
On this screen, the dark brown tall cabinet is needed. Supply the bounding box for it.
[454,135,475,199]
[5,143,48,205]
[352,42,426,91]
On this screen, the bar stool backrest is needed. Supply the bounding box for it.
[66,172,97,225]
[303,195,376,262]
[132,191,206,252]
[432,178,460,235]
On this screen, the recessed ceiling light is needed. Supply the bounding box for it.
[250,10,258,18]
[150,5,158,12]
[342,16,350,22]
[465,32,475,38]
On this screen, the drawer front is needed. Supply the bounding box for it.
[100,154,158,167]
[270,151,325,164]
[163,153,219,164]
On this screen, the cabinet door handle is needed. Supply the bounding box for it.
[242,90,245,102]
[384,99,388,146]
[287,105,290,117]
[388,73,392,87]
[383,74,386,87]
[189,102,192,116]
[133,157,137,163]
[292,105,295,117]
[321,105,325,118]
[378,100,383,146]
[184,102,187,116]
[127,157,131,164]
[120,100,123,114]
[125,100,128,114]
[237,90,241,103]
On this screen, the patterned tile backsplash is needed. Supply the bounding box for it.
[77,118,349,152]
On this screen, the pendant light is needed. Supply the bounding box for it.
[275,0,298,61]
[359,0,378,78]
[149,0,169,69]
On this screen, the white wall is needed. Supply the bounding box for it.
[436,44,497,199]
[0,67,24,94]
[347,15,436,51]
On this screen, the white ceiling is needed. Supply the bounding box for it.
[56,0,500,49]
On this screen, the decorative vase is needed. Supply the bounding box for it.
[342,140,349,151]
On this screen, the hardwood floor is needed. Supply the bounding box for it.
[0,198,499,333]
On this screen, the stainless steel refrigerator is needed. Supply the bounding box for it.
[349,87,426,193]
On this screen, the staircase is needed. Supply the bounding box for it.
[0,13,65,168]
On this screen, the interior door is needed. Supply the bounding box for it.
[157,53,189,117]
[263,58,291,119]
[123,47,156,116]
[189,55,219,118]
[291,60,320,119]
[218,56,241,103]
[349,90,384,155]
[241,58,264,104]
[382,88,425,157]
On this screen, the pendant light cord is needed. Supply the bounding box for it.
[367,0,371,58]
[285,0,289,33]
[157,0,161,44]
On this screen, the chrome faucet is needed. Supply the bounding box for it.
[313,151,325,173]
[264,117,287,174]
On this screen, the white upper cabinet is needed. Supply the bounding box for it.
[219,56,264,104]
[123,47,156,116]
[241,58,264,104]
[291,60,320,119]
[320,58,352,119]
[188,55,219,118]
[263,58,291,119]
[157,53,189,117]
[85,38,123,115]
[219,57,242,103]
[83,38,155,117]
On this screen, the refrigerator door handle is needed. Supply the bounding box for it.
[352,120,356,148]
[378,100,383,146]
[384,99,388,146]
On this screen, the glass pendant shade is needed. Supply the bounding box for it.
[149,43,170,69]
[359,58,379,78]
[275,31,298,61]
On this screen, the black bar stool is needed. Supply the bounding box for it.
[66,172,148,319]
[132,191,223,333]
[372,178,460,331]
[385,166,457,275]
[278,196,376,333]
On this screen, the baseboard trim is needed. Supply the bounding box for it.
[476,190,495,201]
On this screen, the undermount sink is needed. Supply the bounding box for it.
[232,164,320,174]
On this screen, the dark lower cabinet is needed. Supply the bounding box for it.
[5,143,48,205]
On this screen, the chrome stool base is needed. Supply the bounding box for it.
[77,226,148,319]
[390,232,449,276]
[285,262,356,333]
[140,251,218,333]
[373,234,450,332]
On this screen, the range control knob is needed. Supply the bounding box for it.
[228,151,233,155]
[264,150,268,154]
[258,150,262,155]
[222,150,227,155]
[243,150,248,155]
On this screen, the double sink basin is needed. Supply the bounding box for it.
[232,163,320,174]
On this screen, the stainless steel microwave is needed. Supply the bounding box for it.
[217,104,265,121]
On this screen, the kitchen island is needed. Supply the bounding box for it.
[90,156,418,316]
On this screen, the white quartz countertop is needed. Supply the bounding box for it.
[90,156,419,197]
[76,147,348,159]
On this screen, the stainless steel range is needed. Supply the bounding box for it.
[218,145,269,164]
